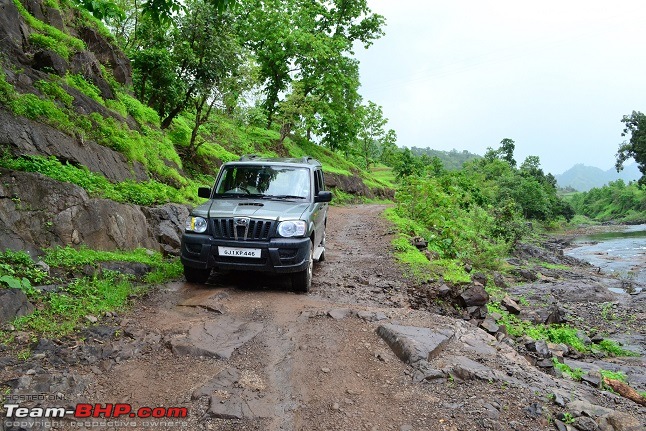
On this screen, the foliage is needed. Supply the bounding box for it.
[10,93,75,133]
[236,0,385,151]
[75,0,126,20]
[12,272,141,337]
[28,33,71,59]
[552,359,583,381]
[569,180,646,222]
[0,246,183,339]
[410,147,481,171]
[386,139,573,279]
[616,110,646,185]
[0,154,200,205]
[13,0,86,59]
[66,74,104,103]
[35,80,74,107]
[488,302,638,357]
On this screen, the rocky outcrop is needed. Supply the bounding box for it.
[0,0,131,89]
[325,172,394,200]
[0,288,34,323]
[0,170,188,254]
[0,109,149,182]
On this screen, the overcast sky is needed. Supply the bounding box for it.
[354,0,646,175]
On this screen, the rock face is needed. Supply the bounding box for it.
[0,289,34,323]
[0,170,189,254]
[325,172,394,200]
[0,110,149,183]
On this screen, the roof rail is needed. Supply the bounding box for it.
[301,156,314,164]
[239,154,260,161]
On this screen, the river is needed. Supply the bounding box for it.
[565,224,646,294]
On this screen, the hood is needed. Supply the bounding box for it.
[192,199,311,221]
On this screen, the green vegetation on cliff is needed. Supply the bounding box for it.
[568,180,646,223]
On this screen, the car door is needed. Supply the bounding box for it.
[312,169,327,247]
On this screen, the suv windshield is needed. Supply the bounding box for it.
[214,165,311,199]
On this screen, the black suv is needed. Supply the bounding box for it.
[180,155,332,292]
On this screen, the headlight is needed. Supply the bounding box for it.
[277,220,307,237]
[185,216,207,233]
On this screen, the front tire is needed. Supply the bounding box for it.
[184,266,211,284]
[292,243,313,293]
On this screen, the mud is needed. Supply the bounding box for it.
[1,205,644,431]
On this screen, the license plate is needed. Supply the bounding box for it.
[218,247,261,258]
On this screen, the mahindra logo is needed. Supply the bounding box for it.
[233,217,250,240]
[234,217,250,226]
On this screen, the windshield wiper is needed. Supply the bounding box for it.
[213,193,264,198]
[262,194,306,200]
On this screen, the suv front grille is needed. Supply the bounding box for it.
[212,218,274,241]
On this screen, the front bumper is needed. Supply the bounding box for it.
[180,233,311,273]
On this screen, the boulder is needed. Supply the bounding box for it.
[501,295,521,314]
[542,303,567,324]
[597,411,643,431]
[33,50,68,76]
[0,289,34,323]
[376,324,454,365]
[479,316,499,334]
[459,285,489,307]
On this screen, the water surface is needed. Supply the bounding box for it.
[566,224,646,294]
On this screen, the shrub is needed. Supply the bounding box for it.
[10,93,74,132]
[35,80,74,107]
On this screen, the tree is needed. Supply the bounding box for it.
[616,111,646,185]
[128,0,244,134]
[236,0,385,142]
[356,101,387,170]
[484,138,516,167]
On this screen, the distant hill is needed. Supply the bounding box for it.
[410,147,481,170]
[555,163,642,192]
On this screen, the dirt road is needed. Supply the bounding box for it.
[5,205,643,431]
[81,205,562,431]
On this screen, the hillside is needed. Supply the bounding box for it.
[410,146,481,170]
[0,0,392,255]
[556,163,641,192]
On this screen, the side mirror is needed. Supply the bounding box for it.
[314,191,332,203]
[198,187,212,198]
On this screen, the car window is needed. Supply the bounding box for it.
[215,165,311,199]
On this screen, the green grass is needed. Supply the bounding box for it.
[0,246,183,340]
[552,358,583,381]
[13,0,85,60]
[599,369,627,383]
[488,301,638,357]
[10,93,74,133]
[29,33,70,59]
[11,272,141,337]
[66,74,103,103]
[35,79,74,107]
[0,154,208,205]
[370,164,397,188]
[384,207,470,283]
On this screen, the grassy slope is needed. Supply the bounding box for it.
[0,1,393,206]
